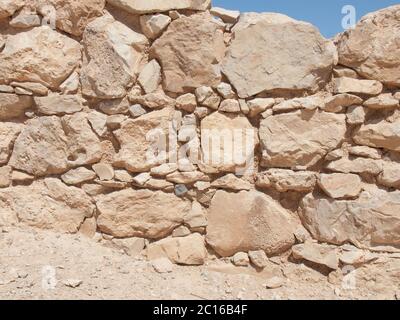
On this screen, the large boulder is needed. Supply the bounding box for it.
[337,5,400,86]
[0,178,95,233]
[150,12,225,93]
[0,122,24,165]
[114,108,178,173]
[81,14,148,99]
[300,189,400,251]
[206,190,299,257]
[107,0,211,14]
[0,26,81,89]
[96,189,191,239]
[260,110,347,169]
[222,13,337,98]
[9,113,102,176]
[353,119,400,152]
[200,111,258,173]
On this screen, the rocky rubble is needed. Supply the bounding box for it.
[0,0,399,280]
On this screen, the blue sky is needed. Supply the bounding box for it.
[212,0,399,38]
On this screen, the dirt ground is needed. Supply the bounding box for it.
[0,226,399,300]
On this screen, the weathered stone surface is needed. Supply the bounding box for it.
[0,0,24,19]
[97,189,191,239]
[108,0,211,14]
[0,166,11,188]
[150,12,225,93]
[9,8,41,29]
[326,157,382,176]
[211,174,251,191]
[222,13,336,98]
[337,5,400,86]
[334,77,383,96]
[0,122,23,165]
[348,146,382,160]
[140,14,171,39]
[232,252,249,266]
[151,258,174,273]
[40,0,106,36]
[87,111,108,137]
[166,171,209,184]
[260,110,346,169]
[9,114,102,176]
[292,242,339,270]
[114,108,177,172]
[59,71,79,94]
[210,7,240,24]
[318,173,362,199]
[11,82,48,96]
[137,60,162,94]
[129,91,175,109]
[300,189,400,250]
[256,169,317,192]
[248,250,269,269]
[61,167,96,185]
[219,99,240,113]
[324,94,363,113]
[81,14,148,99]
[34,94,83,115]
[346,105,366,125]
[206,190,299,257]
[201,111,257,172]
[176,93,197,113]
[147,233,207,265]
[353,119,400,152]
[247,98,275,117]
[0,178,95,233]
[364,93,399,109]
[0,93,32,120]
[0,26,81,89]
[378,162,400,189]
[272,96,321,113]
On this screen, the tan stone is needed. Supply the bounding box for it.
[324,94,363,113]
[9,7,40,29]
[378,162,400,189]
[59,71,79,94]
[61,167,96,185]
[346,105,366,125]
[326,157,382,176]
[247,98,275,117]
[34,94,83,115]
[137,60,162,94]
[0,166,11,188]
[0,122,23,165]
[256,169,317,192]
[79,217,97,238]
[222,13,336,98]
[211,174,251,191]
[219,99,240,113]
[353,119,400,152]
[129,91,175,110]
[364,93,399,109]
[0,26,81,89]
[11,82,48,96]
[9,114,102,176]
[11,171,34,184]
[248,250,269,269]
[0,178,95,233]
[81,14,148,99]
[151,258,174,273]
[144,178,173,190]
[176,93,197,113]
[150,12,225,93]
[97,189,190,239]
[38,0,106,36]
[107,0,211,14]
[260,110,346,169]
[92,163,114,181]
[140,14,171,39]
[206,190,299,257]
[216,83,236,99]
[272,96,321,113]
[300,189,400,250]
[166,171,209,184]
[334,77,383,96]
[111,237,146,257]
[146,233,207,265]
[201,111,257,172]
[210,7,240,24]
[292,242,339,270]
[337,5,400,86]
[348,146,382,160]
[318,173,362,199]
[99,98,130,115]
[184,201,207,229]
[0,0,24,19]
[114,108,177,172]
[0,93,32,120]
[87,111,108,137]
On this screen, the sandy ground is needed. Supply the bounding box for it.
[0,226,399,300]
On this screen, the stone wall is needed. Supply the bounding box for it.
[1,0,400,270]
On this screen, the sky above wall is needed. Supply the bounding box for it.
[212,0,399,38]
